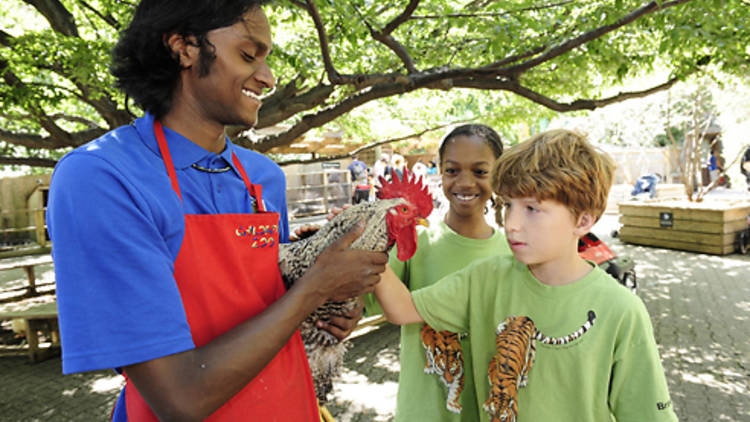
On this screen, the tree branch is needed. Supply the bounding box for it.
[380,0,421,35]
[0,112,100,128]
[362,0,420,73]
[288,0,307,10]
[348,116,479,156]
[244,68,500,151]
[479,46,547,70]
[237,0,699,153]
[22,0,79,37]
[254,73,413,129]
[2,56,126,143]
[501,0,694,76]
[0,126,106,150]
[256,82,335,128]
[0,156,58,168]
[243,83,413,151]
[0,130,49,149]
[275,116,479,166]
[303,0,343,84]
[2,59,109,147]
[454,76,682,111]
[77,0,120,30]
[0,60,75,147]
[6,3,130,130]
[412,0,574,19]
[0,29,12,47]
[28,60,134,128]
[248,62,682,152]
[73,83,134,127]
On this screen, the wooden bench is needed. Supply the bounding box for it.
[0,254,54,297]
[0,302,60,362]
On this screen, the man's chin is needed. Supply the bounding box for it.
[240,112,258,128]
[224,116,257,130]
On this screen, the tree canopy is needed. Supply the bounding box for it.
[1,0,748,169]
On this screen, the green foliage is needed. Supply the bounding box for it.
[653,126,685,147]
[1,0,749,172]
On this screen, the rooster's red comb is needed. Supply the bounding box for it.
[376,167,434,217]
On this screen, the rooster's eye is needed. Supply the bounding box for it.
[401,206,408,213]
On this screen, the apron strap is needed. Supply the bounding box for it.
[154,120,182,200]
[153,120,264,211]
[232,153,266,212]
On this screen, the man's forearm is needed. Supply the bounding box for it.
[125,221,387,420]
[125,281,325,421]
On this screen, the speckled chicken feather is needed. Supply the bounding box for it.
[278,198,408,402]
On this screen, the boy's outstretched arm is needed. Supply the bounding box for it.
[375,265,424,325]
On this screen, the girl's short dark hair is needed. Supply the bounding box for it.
[111,0,268,118]
[438,124,504,165]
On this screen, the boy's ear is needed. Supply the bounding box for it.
[164,33,199,69]
[574,212,596,236]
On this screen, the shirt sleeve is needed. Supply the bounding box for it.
[411,263,474,333]
[48,152,195,374]
[608,299,678,422]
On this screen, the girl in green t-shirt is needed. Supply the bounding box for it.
[366,124,510,421]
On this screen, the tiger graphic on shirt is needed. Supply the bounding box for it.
[484,311,597,422]
[421,311,596,419]
[420,325,466,413]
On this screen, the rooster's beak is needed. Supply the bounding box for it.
[417,218,430,227]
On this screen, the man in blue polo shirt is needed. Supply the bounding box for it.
[46,1,387,420]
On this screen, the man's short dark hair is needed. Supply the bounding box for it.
[111,0,268,118]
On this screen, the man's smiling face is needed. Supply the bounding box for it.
[182,6,275,128]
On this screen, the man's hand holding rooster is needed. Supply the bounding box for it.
[288,205,368,340]
[296,220,387,303]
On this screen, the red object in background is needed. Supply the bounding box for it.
[578,232,638,294]
[578,232,616,264]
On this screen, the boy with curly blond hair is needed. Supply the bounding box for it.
[375,129,678,421]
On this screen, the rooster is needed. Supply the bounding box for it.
[278,168,434,402]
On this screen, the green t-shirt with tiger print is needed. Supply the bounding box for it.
[364,220,512,422]
[412,254,678,422]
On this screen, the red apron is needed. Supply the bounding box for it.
[122,121,318,421]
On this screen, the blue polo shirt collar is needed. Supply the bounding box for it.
[135,112,239,175]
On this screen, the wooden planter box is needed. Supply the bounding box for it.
[618,198,750,255]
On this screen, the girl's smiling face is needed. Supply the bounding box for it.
[441,135,495,220]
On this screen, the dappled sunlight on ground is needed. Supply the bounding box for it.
[1,212,748,420]
[90,374,125,394]
[331,370,398,422]
[597,212,750,421]
[0,356,123,421]
[325,215,750,421]
[328,324,401,422]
